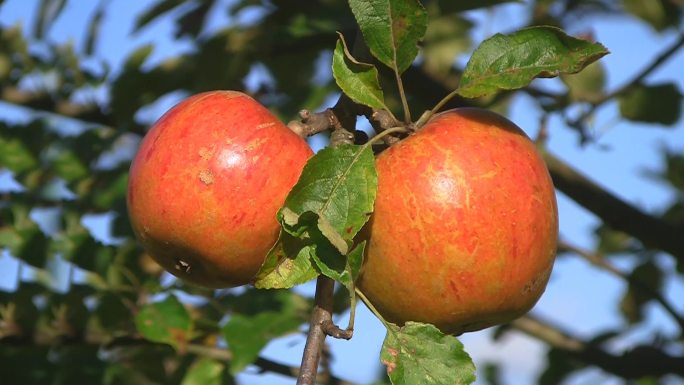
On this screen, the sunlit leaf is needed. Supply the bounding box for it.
[458,26,608,98]
[181,358,225,385]
[349,0,428,73]
[381,322,476,385]
[332,33,387,111]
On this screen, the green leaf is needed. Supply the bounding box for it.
[381,322,476,385]
[34,0,67,39]
[457,26,609,98]
[332,33,388,111]
[51,149,89,183]
[436,0,520,13]
[620,261,663,324]
[181,358,225,385]
[134,0,185,33]
[623,0,682,32]
[253,232,319,289]
[561,61,606,103]
[223,310,304,374]
[84,2,105,56]
[280,144,377,243]
[422,14,473,77]
[349,0,428,73]
[0,135,39,173]
[618,83,682,126]
[135,294,193,350]
[124,44,154,70]
[311,241,365,292]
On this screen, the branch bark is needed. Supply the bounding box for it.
[510,315,684,379]
[543,150,684,259]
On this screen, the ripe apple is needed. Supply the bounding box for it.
[127,91,313,288]
[358,108,558,334]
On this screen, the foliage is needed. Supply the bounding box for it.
[0,0,683,384]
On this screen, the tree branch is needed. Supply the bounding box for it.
[569,30,684,126]
[510,315,684,379]
[543,150,684,259]
[558,240,684,330]
[297,276,337,385]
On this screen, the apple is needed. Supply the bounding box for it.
[127,91,313,288]
[358,108,558,334]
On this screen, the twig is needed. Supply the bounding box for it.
[297,276,337,385]
[558,240,684,331]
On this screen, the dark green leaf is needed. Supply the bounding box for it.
[133,0,185,33]
[33,0,67,39]
[436,0,520,13]
[181,358,225,385]
[623,0,682,32]
[0,135,39,173]
[620,261,663,324]
[223,310,304,374]
[253,232,319,289]
[421,14,472,77]
[0,205,49,267]
[539,348,584,385]
[381,322,476,385]
[457,26,609,98]
[618,83,682,126]
[135,294,193,349]
[124,44,154,70]
[348,0,428,73]
[51,148,89,183]
[332,33,387,111]
[84,1,106,56]
[561,61,606,103]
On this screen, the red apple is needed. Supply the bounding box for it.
[127,91,313,288]
[358,108,558,334]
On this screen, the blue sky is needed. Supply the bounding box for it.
[1,1,684,385]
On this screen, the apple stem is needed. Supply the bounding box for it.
[416,88,461,128]
[354,288,392,330]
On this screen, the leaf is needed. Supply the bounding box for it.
[332,33,388,111]
[33,0,67,39]
[181,358,225,385]
[255,145,377,289]
[135,294,193,350]
[381,322,476,385]
[561,61,606,103]
[436,0,521,13]
[253,232,319,289]
[457,26,609,98]
[280,144,377,243]
[623,0,682,32]
[620,261,663,324]
[421,14,473,77]
[84,1,106,56]
[348,0,428,73]
[618,82,682,126]
[134,0,185,33]
[311,241,365,292]
[124,44,154,70]
[223,310,304,373]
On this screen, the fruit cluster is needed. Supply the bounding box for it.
[127,91,558,333]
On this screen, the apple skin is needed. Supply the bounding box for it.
[358,108,558,334]
[127,91,313,288]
